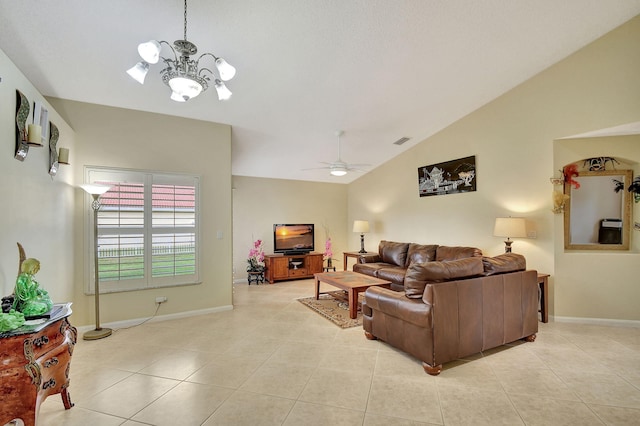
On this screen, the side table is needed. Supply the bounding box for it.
[537,273,549,323]
[343,251,375,271]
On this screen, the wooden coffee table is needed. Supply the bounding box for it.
[314,271,391,319]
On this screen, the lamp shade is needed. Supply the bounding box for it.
[137,40,161,64]
[169,77,204,101]
[493,217,527,238]
[214,80,233,100]
[80,184,111,195]
[353,220,370,233]
[126,62,150,84]
[215,57,236,81]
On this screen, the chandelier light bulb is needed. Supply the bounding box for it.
[215,58,236,81]
[170,91,187,102]
[169,77,203,101]
[214,80,232,100]
[126,62,150,84]
[137,40,162,64]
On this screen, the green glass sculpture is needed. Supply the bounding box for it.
[13,254,53,317]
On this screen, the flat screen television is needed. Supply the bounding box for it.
[273,224,315,254]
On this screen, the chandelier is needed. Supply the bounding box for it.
[127,0,236,102]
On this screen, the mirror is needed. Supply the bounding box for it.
[564,169,632,250]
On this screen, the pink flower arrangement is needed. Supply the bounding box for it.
[323,238,333,260]
[247,239,265,271]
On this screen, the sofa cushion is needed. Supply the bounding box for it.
[482,253,526,276]
[404,257,484,298]
[435,246,482,262]
[379,241,410,267]
[377,266,407,285]
[353,262,386,277]
[405,243,438,267]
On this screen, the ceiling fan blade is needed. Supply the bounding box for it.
[301,166,331,171]
[347,163,371,168]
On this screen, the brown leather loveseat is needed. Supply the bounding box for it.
[360,249,538,375]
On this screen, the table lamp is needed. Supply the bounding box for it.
[493,217,527,253]
[353,220,370,253]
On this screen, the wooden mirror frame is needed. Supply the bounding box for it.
[564,169,632,250]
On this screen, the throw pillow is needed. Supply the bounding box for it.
[404,243,438,267]
[482,253,526,275]
[404,257,484,298]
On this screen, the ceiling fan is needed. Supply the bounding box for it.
[304,131,370,176]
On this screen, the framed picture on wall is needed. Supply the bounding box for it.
[418,155,476,197]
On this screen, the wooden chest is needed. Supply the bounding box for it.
[0,304,76,426]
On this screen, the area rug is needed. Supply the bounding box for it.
[297,291,363,329]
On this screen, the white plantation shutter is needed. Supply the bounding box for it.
[85,167,200,293]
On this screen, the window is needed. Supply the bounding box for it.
[84,167,200,293]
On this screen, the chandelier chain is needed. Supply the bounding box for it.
[183,0,188,41]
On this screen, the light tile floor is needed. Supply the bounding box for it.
[37,279,640,426]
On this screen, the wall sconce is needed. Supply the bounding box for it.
[353,220,370,253]
[493,217,527,253]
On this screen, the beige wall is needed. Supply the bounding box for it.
[348,15,640,322]
[48,99,233,327]
[0,49,77,308]
[232,176,348,282]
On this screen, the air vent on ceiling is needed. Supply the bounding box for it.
[393,137,411,146]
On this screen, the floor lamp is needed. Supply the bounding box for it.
[81,184,112,340]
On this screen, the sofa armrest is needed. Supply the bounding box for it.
[359,254,381,263]
[364,286,431,327]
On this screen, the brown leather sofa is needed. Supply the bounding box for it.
[361,251,538,375]
[353,240,482,291]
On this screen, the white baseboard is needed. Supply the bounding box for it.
[75,304,233,333]
[553,315,640,328]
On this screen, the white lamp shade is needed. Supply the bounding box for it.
[126,62,150,84]
[137,40,161,64]
[493,217,527,238]
[81,184,111,195]
[215,57,236,81]
[214,80,232,100]
[353,220,370,233]
[169,77,203,101]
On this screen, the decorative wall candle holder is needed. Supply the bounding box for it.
[15,90,30,161]
[48,122,60,176]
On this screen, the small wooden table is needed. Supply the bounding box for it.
[538,273,550,323]
[342,251,375,271]
[314,271,391,319]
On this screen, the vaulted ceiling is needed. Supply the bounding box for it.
[1,1,639,183]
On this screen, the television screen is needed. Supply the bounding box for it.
[273,224,314,253]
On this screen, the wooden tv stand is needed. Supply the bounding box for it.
[264,253,323,283]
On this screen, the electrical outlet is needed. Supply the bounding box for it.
[155,296,167,304]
